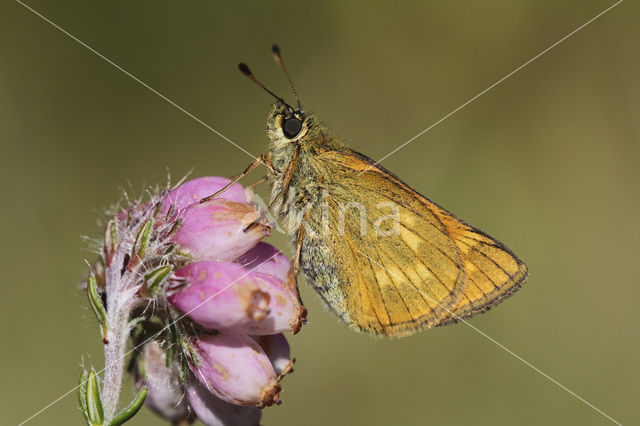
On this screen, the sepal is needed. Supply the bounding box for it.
[87,274,108,344]
[107,387,147,426]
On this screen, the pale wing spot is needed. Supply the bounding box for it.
[344,236,390,328]
[399,225,421,253]
[400,210,416,227]
[464,260,498,294]
[402,265,440,311]
[386,264,430,319]
[374,267,412,324]
[357,266,378,324]
[399,223,460,285]
[414,262,450,300]
[462,246,509,284]
[360,256,392,327]
[463,273,489,300]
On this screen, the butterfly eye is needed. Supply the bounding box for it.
[282,117,302,139]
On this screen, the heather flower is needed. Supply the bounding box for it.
[236,242,291,282]
[254,333,294,377]
[172,199,270,262]
[132,340,190,424]
[164,176,250,212]
[168,261,272,331]
[188,332,281,407]
[79,176,304,426]
[169,260,305,334]
[186,379,261,426]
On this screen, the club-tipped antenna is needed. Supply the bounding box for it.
[238,63,292,109]
[271,44,302,111]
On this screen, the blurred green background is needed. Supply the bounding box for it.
[1,1,638,425]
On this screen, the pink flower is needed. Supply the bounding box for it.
[163,176,250,217]
[186,379,261,426]
[168,261,271,330]
[236,242,291,283]
[188,332,281,407]
[172,199,270,262]
[254,333,294,377]
[169,261,305,335]
[133,340,190,423]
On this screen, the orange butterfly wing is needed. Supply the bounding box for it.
[298,148,527,337]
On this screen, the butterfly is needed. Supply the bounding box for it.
[207,45,527,338]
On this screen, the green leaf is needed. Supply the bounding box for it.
[107,386,147,426]
[78,370,90,425]
[104,218,117,262]
[145,265,173,296]
[133,219,153,259]
[87,275,108,342]
[165,204,176,220]
[164,243,176,255]
[166,218,182,237]
[109,221,117,250]
[185,341,199,367]
[152,201,163,218]
[127,316,146,329]
[86,370,104,425]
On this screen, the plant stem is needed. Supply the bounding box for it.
[102,304,131,422]
[101,235,139,423]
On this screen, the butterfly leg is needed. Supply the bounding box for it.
[287,227,308,331]
[284,190,309,292]
[200,153,274,203]
[268,144,300,211]
[247,175,268,190]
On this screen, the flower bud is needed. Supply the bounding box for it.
[169,261,305,335]
[172,199,269,262]
[245,272,305,335]
[186,379,261,426]
[169,262,270,330]
[133,340,189,423]
[163,176,250,218]
[189,332,280,407]
[235,242,291,283]
[253,334,293,377]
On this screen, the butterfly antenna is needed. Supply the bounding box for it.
[238,63,291,108]
[271,44,302,111]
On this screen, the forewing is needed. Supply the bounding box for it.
[302,149,526,337]
[303,150,466,337]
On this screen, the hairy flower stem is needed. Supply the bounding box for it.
[102,303,132,422]
[101,230,141,422]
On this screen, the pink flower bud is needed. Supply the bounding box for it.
[133,340,190,423]
[244,272,305,335]
[189,332,280,407]
[235,242,291,283]
[169,262,271,330]
[253,334,293,377]
[186,379,261,426]
[169,261,305,335]
[163,176,250,217]
[173,199,269,262]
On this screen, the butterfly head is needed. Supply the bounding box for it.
[266,101,313,146]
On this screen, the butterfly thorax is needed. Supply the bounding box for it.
[266,102,345,232]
